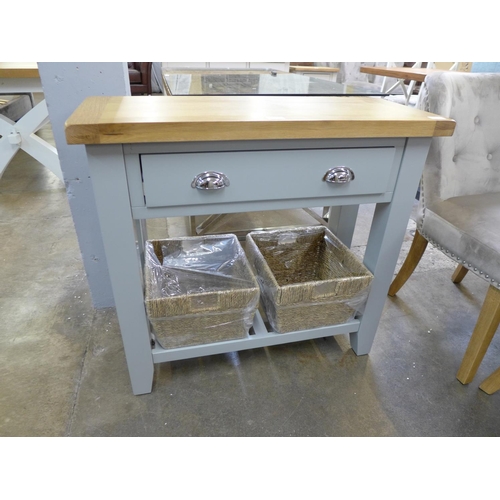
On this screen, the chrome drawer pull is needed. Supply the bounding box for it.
[191,171,230,190]
[323,166,355,184]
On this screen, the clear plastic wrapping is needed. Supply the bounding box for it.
[245,226,373,333]
[144,234,260,349]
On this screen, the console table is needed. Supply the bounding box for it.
[65,95,455,395]
[0,62,62,181]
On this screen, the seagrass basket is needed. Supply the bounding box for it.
[144,235,259,349]
[246,226,373,333]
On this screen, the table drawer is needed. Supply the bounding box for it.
[140,147,396,208]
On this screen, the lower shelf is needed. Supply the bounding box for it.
[151,311,360,364]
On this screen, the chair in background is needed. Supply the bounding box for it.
[128,62,153,95]
[479,361,500,394]
[381,62,461,106]
[388,71,500,387]
[338,62,456,107]
[380,62,434,106]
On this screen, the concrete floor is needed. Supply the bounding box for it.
[2,122,500,437]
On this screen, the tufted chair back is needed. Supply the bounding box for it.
[417,72,500,201]
[389,70,500,389]
[414,71,500,288]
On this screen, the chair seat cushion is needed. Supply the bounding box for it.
[418,192,500,285]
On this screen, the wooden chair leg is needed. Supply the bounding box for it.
[452,264,469,284]
[456,285,500,384]
[388,230,428,296]
[479,366,500,395]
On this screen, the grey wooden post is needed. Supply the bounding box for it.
[37,62,131,308]
[86,145,154,395]
[351,138,432,355]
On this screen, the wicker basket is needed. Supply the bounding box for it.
[144,235,260,349]
[246,226,373,333]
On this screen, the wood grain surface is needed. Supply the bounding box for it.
[65,95,456,145]
[0,62,39,78]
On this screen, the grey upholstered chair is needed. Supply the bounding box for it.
[388,71,500,389]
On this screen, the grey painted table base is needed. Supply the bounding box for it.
[86,136,431,395]
[0,74,62,181]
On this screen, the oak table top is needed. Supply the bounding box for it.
[0,62,39,79]
[289,66,339,73]
[65,95,455,145]
[360,65,461,83]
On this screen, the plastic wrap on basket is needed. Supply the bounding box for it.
[144,235,260,349]
[245,226,373,333]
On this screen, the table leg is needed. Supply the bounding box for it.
[0,100,62,181]
[350,138,431,355]
[134,219,148,267]
[15,100,62,180]
[327,205,359,248]
[87,145,154,395]
[0,115,20,178]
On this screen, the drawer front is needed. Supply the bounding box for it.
[140,148,396,208]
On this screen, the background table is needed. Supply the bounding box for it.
[289,65,339,81]
[163,69,392,96]
[65,95,455,395]
[359,65,453,82]
[0,62,62,181]
[360,65,467,106]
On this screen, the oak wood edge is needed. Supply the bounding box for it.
[65,97,113,145]
[64,95,456,145]
[432,119,456,136]
[359,66,432,82]
[0,64,39,79]
[65,118,456,145]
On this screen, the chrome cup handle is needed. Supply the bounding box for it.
[191,171,230,190]
[323,166,355,184]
